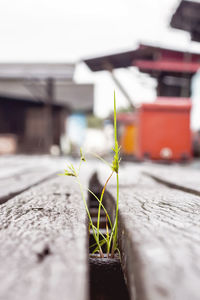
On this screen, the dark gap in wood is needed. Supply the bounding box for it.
[92,216,108,228]
[143,171,200,197]
[53,192,70,197]
[0,193,20,205]
[89,255,130,300]
[90,207,106,218]
[37,246,51,262]
[88,172,130,300]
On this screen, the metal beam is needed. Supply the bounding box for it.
[102,62,135,110]
[44,78,54,153]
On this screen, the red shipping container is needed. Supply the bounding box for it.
[136,99,192,161]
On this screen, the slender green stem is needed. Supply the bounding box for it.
[92,239,107,254]
[111,173,119,257]
[97,171,114,246]
[111,92,120,257]
[107,218,115,254]
[87,188,113,229]
[89,152,111,168]
[106,215,110,257]
[62,91,120,258]
[76,176,104,257]
[90,238,106,249]
[92,224,108,242]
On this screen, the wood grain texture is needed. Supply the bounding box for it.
[0,155,60,179]
[0,166,59,204]
[98,164,200,300]
[0,155,78,204]
[0,175,88,300]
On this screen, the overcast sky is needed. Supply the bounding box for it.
[1,0,200,117]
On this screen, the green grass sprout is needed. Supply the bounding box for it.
[62,91,120,258]
[111,91,120,257]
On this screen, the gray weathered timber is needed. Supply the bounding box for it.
[98,164,200,300]
[0,155,57,179]
[143,163,200,196]
[0,155,35,173]
[0,166,58,204]
[0,155,77,204]
[0,175,88,300]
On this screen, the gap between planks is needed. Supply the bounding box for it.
[143,171,200,197]
[0,168,59,205]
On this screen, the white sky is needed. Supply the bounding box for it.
[1,0,200,117]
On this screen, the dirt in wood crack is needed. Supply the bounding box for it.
[89,256,130,300]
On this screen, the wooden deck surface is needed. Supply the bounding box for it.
[0,156,90,300]
[1,156,200,300]
[98,162,200,300]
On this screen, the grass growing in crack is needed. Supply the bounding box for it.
[62,92,120,258]
[111,92,120,257]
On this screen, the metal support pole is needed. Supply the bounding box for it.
[44,78,54,153]
[103,62,135,110]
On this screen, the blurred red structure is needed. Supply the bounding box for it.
[132,44,200,98]
[136,100,192,161]
[84,43,199,161]
[170,0,200,158]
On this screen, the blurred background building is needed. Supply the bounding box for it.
[0,63,93,154]
[1,0,200,160]
[83,0,200,161]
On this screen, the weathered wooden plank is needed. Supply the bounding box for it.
[0,155,45,169]
[0,155,78,204]
[0,166,59,204]
[98,164,200,300]
[0,155,61,179]
[0,175,88,300]
[143,163,200,196]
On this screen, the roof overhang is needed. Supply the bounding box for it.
[83,45,154,71]
[83,43,200,76]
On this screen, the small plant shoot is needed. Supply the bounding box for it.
[62,92,120,258]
